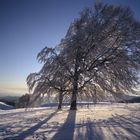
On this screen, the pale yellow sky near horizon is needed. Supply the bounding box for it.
[0,81,28,96]
[0,81,139,97]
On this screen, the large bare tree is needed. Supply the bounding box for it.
[27,3,140,110]
[57,3,140,109]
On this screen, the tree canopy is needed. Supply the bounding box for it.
[27,2,140,110]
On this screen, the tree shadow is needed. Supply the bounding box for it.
[75,111,140,140]
[4,110,57,140]
[52,110,76,140]
[75,118,104,140]
[86,118,104,140]
[109,114,140,140]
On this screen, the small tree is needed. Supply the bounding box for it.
[16,93,30,108]
[27,48,71,109]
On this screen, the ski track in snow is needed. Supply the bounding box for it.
[0,103,140,140]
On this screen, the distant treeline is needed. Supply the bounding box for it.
[119,96,140,103]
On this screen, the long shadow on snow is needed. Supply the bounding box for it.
[76,118,104,140]
[109,114,140,140]
[4,110,57,140]
[52,110,76,140]
[75,112,140,140]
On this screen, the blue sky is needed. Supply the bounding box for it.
[0,0,140,96]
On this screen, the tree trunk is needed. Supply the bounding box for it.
[70,91,77,110]
[57,91,63,110]
[70,46,80,110]
[70,74,78,110]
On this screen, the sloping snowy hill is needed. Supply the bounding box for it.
[0,102,14,110]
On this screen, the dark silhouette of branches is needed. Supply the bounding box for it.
[27,2,140,110]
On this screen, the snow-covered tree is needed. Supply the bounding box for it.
[27,3,140,110]
[57,3,140,109]
[27,48,71,109]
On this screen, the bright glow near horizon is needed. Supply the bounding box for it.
[0,80,28,96]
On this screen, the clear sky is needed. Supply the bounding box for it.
[0,0,140,97]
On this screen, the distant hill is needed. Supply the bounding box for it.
[0,96,19,101]
[0,96,19,106]
[0,102,14,110]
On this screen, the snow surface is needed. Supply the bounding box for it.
[0,102,14,110]
[0,103,140,140]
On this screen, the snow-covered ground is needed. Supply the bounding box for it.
[0,103,140,140]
